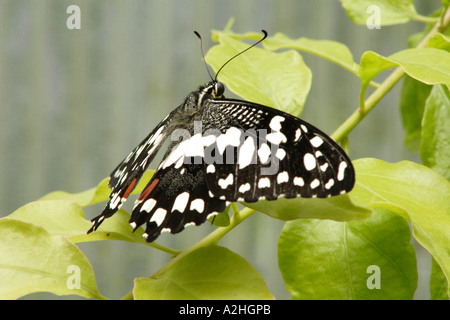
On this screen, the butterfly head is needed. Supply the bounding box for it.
[202,80,225,99]
[212,81,225,98]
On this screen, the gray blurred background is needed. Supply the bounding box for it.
[0,0,440,299]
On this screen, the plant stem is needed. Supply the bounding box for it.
[331,7,450,143]
[332,67,405,142]
[147,242,180,256]
[154,207,256,277]
[411,14,439,24]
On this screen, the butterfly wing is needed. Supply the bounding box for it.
[88,110,176,233]
[120,92,231,241]
[201,98,355,203]
[128,141,227,242]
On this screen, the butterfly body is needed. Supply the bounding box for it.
[88,78,355,242]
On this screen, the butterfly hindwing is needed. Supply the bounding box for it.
[130,148,227,242]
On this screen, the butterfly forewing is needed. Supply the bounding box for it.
[202,99,355,203]
[87,110,176,233]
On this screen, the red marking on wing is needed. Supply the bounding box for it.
[137,179,159,201]
[122,178,137,200]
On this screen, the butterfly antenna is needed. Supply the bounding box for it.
[214,30,268,81]
[194,31,215,82]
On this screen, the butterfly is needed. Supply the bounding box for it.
[87,30,355,242]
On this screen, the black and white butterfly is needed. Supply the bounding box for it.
[88,31,355,242]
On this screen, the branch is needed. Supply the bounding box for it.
[331,7,450,143]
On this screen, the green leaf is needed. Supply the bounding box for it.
[420,85,450,181]
[8,200,149,245]
[262,33,357,74]
[206,31,311,116]
[358,51,397,105]
[351,158,450,296]
[359,51,396,84]
[360,49,450,88]
[133,246,274,300]
[0,218,105,299]
[278,208,417,299]
[208,204,230,227]
[40,170,154,207]
[426,33,450,51]
[430,257,450,300]
[39,177,110,207]
[359,49,450,107]
[339,0,418,26]
[389,48,450,88]
[243,194,371,222]
[399,76,432,151]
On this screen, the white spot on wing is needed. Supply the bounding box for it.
[266,132,287,145]
[216,127,242,154]
[277,171,289,184]
[147,125,165,146]
[161,138,189,169]
[258,143,271,164]
[134,144,145,160]
[337,161,348,181]
[310,136,324,148]
[269,115,285,132]
[325,179,335,190]
[293,177,305,187]
[258,177,271,188]
[174,156,185,169]
[150,208,167,226]
[206,163,215,173]
[171,192,190,213]
[185,133,204,157]
[190,199,205,213]
[141,198,157,213]
[239,183,251,193]
[238,136,256,169]
[310,179,320,189]
[202,134,216,147]
[110,193,121,209]
[303,153,316,171]
[301,124,308,133]
[276,148,286,160]
[295,128,301,142]
[218,173,234,189]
